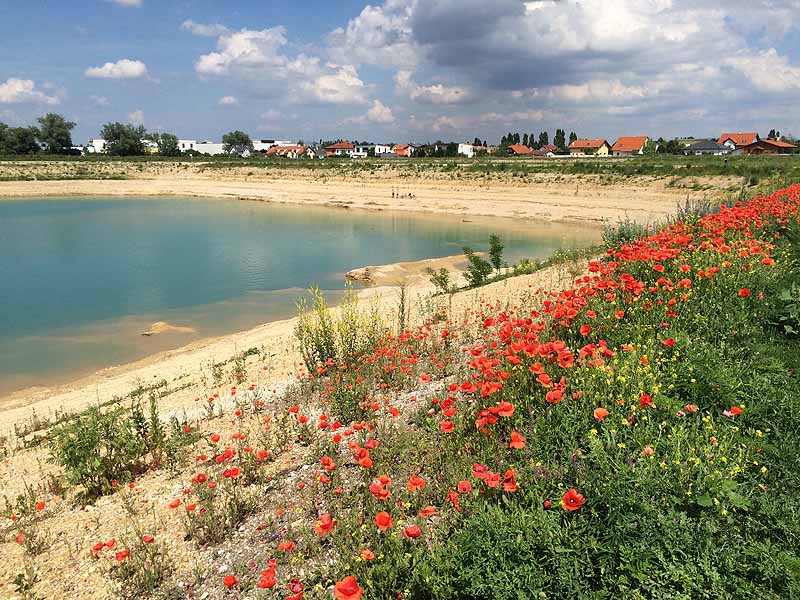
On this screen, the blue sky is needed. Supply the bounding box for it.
[1,0,799,144]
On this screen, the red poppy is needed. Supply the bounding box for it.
[223,575,238,588]
[403,525,422,539]
[360,548,375,560]
[457,480,472,494]
[440,421,454,433]
[738,288,751,297]
[142,535,154,544]
[407,475,426,492]
[509,431,526,449]
[502,469,517,493]
[115,549,129,561]
[334,576,363,600]
[593,407,609,422]
[35,501,46,512]
[168,499,181,509]
[419,505,437,517]
[497,401,515,417]
[375,511,394,531]
[278,540,296,552]
[579,324,591,336]
[561,488,586,511]
[209,433,220,443]
[661,338,675,347]
[314,513,337,536]
[639,394,653,408]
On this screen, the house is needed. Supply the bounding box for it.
[569,139,612,156]
[325,141,355,157]
[682,140,730,156]
[266,145,313,159]
[85,138,107,153]
[736,139,797,155]
[142,139,159,154]
[195,141,226,155]
[178,139,197,152]
[252,139,294,153]
[458,143,477,158]
[612,136,649,156]
[506,143,534,156]
[717,132,759,150]
[392,144,414,157]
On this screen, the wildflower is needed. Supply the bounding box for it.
[334,576,363,600]
[546,388,564,404]
[579,324,591,336]
[115,549,129,561]
[509,431,526,449]
[286,578,304,600]
[360,549,375,560]
[593,407,609,423]
[640,445,655,457]
[35,501,46,512]
[457,480,472,494]
[15,534,25,544]
[497,401,515,417]
[543,499,552,510]
[639,393,653,408]
[440,421,454,433]
[561,488,586,511]
[223,575,238,589]
[168,499,181,509]
[209,433,220,443]
[92,541,105,555]
[403,525,422,539]
[278,540,296,552]
[407,475,426,492]
[684,404,699,413]
[502,469,517,493]
[419,505,437,517]
[738,288,751,297]
[661,338,675,347]
[314,513,337,536]
[375,511,394,531]
[142,535,154,544]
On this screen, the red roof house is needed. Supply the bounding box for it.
[737,139,796,155]
[717,132,759,148]
[569,139,612,156]
[612,136,649,155]
[506,143,534,155]
[324,141,355,156]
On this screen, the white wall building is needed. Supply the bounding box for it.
[178,139,197,152]
[85,138,107,153]
[458,143,476,158]
[195,141,226,155]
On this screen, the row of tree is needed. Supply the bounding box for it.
[498,130,578,151]
[0,113,77,155]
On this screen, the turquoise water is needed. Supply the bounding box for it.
[0,197,599,395]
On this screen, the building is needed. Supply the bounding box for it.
[178,139,198,153]
[612,136,649,156]
[265,145,313,159]
[718,132,759,150]
[392,144,414,157]
[325,141,355,157]
[252,139,294,153]
[736,139,797,155]
[85,138,107,153]
[506,143,534,155]
[569,139,612,156]
[142,139,159,154]
[194,141,226,155]
[683,140,730,155]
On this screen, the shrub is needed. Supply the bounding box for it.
[462,246,493,287]
[488,233,504,272]
[426,267,451,295]
[601,216,649,248]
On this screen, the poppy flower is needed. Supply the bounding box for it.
[223,575,238,588]
[561,488,586,511]
[209,433,220,444]
[407,475,426,492]
[419,505,437,517]
[168,499,181,509]
[403,525,422,539]
[115,549,129,561]
[360,549,375,560]
[593,407,609,422]
[278,540,296,552]
[579,324,591,336]
[457,480,472,494]
[258,572,276,589]
[661,338,675,347]
[502,469,517,493]
[314,513,337,536]
[509,431,526,449]
[142,535,154,544]
[440,421,454,433]
[15,534,25,544]
[334,576,363,600]
[738,288,751,297]
[92,541,105,554]
[375,511,394,531]
[497,401,515,417]
[639,394,653,408]
[35,501,46,512]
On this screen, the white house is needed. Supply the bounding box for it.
[178,139,197,152]
[325,141,356,157]
[85,138,107,153]
[718,132,759,150]
[352,143,370,158]
[458,143,478,158]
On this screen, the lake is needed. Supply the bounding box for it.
[0,197,600,396]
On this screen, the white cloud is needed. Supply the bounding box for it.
[0,78,59,105]
[195,27,293,76]
[727,48,800,93]
[395,70,471,105]
[127,109,144,125]
[85,59,148,79]
[431,116,457,132]
[90,95,110,107]
[367,100,395,123]
[218,95,239,106]
[327,0,417,69]
[111,0,142,6]
[304,64,368,105]
[181,19,229,37]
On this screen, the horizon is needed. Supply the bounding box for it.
[1,1,799,144]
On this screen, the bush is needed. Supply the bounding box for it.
[601,216,649,248]
[462,246,493,287]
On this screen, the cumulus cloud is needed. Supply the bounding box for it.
[181,19,229,37]
[85,59,148,79]
[0,78,59,105]
[727,48,800,93]
[127,109,144,125]
[194,27,368,105]
[367,100,395,123]
[395,70,470,105]
[218,95,239,106]
[111,0,142,6]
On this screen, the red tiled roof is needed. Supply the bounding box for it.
[763,139,796,148]
[569,139,609,149]
[325,141,354,150]
[717,132,758,146]
[507,143,533,154]
[540,144,558,152]
[612,136,648,152]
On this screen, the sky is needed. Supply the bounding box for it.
[1,0,799,144]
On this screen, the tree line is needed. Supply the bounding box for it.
[0,113,77,155]
[499,130,578,151]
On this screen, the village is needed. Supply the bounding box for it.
[79,130,797,159]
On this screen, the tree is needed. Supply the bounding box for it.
[538,131,549,147]
[569,131,578,145]
[488,233,504,272]
[643,139,658,155]
[522,133,529,147]
[36,113,76,154]
[1,126,40,154]
[767,129,777,140]
[222,130,254,156]
[473,137,482,147]
[553,129,566,150]
[101,122,146,156]
[156,132,180,156]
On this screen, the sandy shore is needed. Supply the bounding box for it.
[0,160,736,224]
